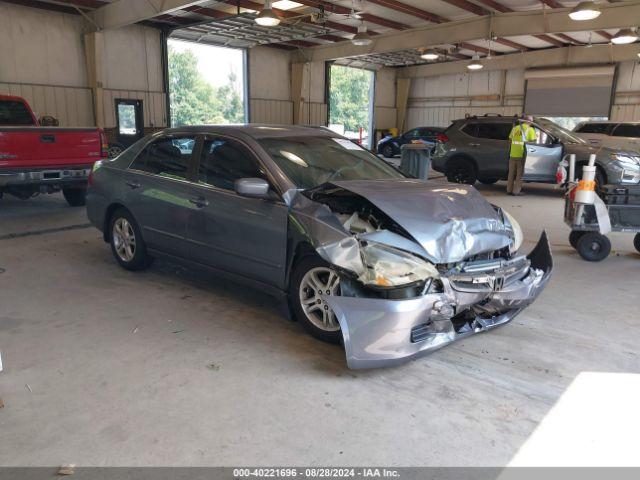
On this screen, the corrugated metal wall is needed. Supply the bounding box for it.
[406,61,640,128]
[101,90,166,129]
[250,99,293,124]
[610,61,640,122]
[0,82,94,126]
[0,3,167,129]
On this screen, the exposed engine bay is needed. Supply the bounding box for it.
[289,179,553,368]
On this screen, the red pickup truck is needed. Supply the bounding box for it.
[0,94,107,206]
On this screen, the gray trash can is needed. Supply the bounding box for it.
[400,143,432,180]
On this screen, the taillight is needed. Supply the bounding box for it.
[99,129,108,158]
[436,133,449,143]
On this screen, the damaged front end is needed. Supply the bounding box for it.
[289,180,553,369]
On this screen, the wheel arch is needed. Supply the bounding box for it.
[285,239,317,290]
[576,160,607,184]
[103,203,134,243]
[446,153,479,173]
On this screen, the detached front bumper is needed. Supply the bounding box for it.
[325,232,553,369]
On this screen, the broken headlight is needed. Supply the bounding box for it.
[502,209,523,253]
[358,242,439,287]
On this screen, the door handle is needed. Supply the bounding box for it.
[125,180,141,189]
[469,143,480,147]
[40,134,55,143]
[189,196,209,208]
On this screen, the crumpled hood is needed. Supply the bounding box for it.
[327,179,513,264]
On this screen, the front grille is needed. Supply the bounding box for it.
[448,256,530,293]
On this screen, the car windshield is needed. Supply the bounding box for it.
[258,136,405,189]
[536,118,587,145]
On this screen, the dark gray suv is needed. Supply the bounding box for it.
[432,115,640,187]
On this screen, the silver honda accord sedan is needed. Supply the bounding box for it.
[86,125,553,369]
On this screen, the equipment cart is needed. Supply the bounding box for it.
[565,184,640,261]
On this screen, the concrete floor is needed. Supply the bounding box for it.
[0,182,639,467]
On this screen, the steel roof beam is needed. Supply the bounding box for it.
[291,2,640,62]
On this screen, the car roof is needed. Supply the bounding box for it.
[156,124,338,140]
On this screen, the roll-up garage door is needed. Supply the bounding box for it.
[524,66,615,116]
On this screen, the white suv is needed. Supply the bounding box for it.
[573,121,640,154]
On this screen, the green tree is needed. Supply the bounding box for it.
[168,46,244,126]
[329,65,372,132]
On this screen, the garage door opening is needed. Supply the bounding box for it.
[168,39,247,126]
[328,65,375,149]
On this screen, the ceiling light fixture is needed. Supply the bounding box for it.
[611,28,639,44]
[568,1,601,21]
[255,0,281,26]
[420,50,440,60]
[352,23,372,46]
[467,54,483,70]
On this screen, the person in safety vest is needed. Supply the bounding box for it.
[507,115,536,196]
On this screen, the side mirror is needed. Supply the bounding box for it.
[235,178,270,198]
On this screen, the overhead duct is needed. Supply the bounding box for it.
[523,66,616,117]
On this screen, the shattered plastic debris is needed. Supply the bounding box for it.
[0,351,3,372]
[0,398,4,409]
[131,326,139,334]
[25,384,32,393]
[57,465,76,476]
[206,363,221,371]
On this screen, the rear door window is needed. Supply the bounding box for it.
[612,124,640,138]
[129,136,196,180]
[461,122,478,137]
[476,123,513,140]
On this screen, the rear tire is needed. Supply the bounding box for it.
[569,231,586,249]
[446,157,477,185]
[289,255,342,345]
[108,208,152,271]
[107,143,125,158]
[62,187,87,207]
[381,144,395,158]
[576,232,611,262]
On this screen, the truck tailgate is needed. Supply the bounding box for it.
[0,127,102,168]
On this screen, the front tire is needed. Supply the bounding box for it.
[446,157,477,185]
[109,208,151,271]
[290,256,342,344]
[576,232,611,262]
[633,233,640,254]
[62,186,87,207]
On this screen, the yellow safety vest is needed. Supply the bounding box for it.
[509,124,536,159]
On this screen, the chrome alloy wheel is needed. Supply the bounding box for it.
[112,217,136,262]
[299,267,341,332]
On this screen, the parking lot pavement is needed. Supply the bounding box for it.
[0,181,638,467]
